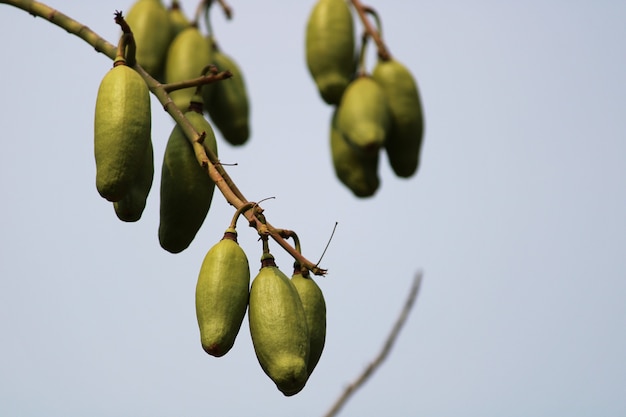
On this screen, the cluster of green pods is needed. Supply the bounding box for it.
[125,0,251,146]
[305,0,425,197]
[195,210,327,396]
[94,1,253,244]
[248,253,327,396]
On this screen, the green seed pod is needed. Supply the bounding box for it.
[249,254,310,396]
[204,45,250,146]
[196,228,250,357]
[125,0,172,79]
[330,109,380,197]
[291,269,326,376]
[94,58,151,202]
[168,1,191,38]
[165,26,213,111]
[336,76,391,154]
[372,59,424,178]
[305,0,356,105]
[113,140,154,222]
[158,98,218,253]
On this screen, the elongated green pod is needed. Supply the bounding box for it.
[306,0,355,105]
[330,109,380,197]
[249,254,310,396]
[168,1,191,38]
[372,59,424,178]
[336,76,391,154]
[94,58,151,202]
[113,140,154,222]
[125,0,172,79]
[204,46,250,146]
[158,99,218,253]
[291,270,326,376]
[196,228,250,357]
[164,26,213,111]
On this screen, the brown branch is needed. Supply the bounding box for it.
[0,0,327,276]
[349,0,392,61]
[322,271,423,417]
[162,70,233,93]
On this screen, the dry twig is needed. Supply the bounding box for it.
[323,271,423,417]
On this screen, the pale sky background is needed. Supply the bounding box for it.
[1,1,625,416]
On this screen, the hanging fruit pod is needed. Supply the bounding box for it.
[113,140,154,222]
[372,58,424,178]
[164,26,213,111]
[167,0,191,38]
[94,56,151,202]
[305,0,356,105]
[158,94,218,253]
[249,253,310,396]
[196,227,250,357]
[204,39,250,146]
[125,0,172,79]
[291,267,326,378]
[336,75,391,155]
[330,108,380,197]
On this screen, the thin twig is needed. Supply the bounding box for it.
[349,0,392,61]
[322,271,423,417]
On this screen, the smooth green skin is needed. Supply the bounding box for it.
[372,59,424,178]
[167,3,191,38]
[291,272,326,376]
[125,0,172,79]
[113,140,154,222]
[330,109,380,198]
[196,235,250,357]
[165,27,213,111]
[249,264,310,396]
[306,0,355,105]
[336,76,391,154]
[158,110,218,253]
[205,49,250,146]
[94,64,151,202]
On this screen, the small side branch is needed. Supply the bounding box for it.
[322,271,423,417]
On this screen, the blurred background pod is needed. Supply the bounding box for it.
[336,75,391,154]
[372,58,424,178]
[305,0,356,105]
[330,108,380,197]
[204,38,250,146]
[164,26,213,111]
[167,0,191,39]
[125,0,172,80]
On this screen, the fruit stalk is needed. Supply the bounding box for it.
[349,0,391,61]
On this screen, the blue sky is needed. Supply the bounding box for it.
[1,1,625,416]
